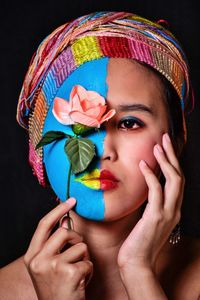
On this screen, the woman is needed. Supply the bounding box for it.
[0,12,200,299]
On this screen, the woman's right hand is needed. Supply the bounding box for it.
[24,198,93,300]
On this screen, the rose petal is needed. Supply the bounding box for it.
[52,97,74,125]
[81,99,96,111]
[76,85,89,101]
[87,91,105,105]
[86,105,107,119]
[70,111,100,127]
[53,97,71,113]
[71,94,84,112]
[99,109,116,124]
[69,85,86,101]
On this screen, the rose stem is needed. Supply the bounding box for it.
[66,162,72,229]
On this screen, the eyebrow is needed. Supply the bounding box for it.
[117,104,155,115]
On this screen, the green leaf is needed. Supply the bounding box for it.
[35,131,69,150]
[64,137,95,174]
[72,123,93,135]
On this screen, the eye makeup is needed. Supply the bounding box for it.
[117,116,145,130]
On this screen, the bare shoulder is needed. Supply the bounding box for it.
[0,256,37,300]
[175,235,200,299]
[158,235,200,300]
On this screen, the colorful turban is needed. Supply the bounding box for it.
[16,11,191,187]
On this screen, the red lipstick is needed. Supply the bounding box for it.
[100,170,119,191]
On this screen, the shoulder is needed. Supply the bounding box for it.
[0,256,37,300]
[158,235,200,300]
[174,235,200,299]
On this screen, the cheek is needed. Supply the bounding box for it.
[139,142,157,169]
[122,137,158,202]
[104,137,158,221]
[121,136,157,173]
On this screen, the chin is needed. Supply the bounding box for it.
[103,189,148,222]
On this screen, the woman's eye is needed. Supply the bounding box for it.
[117,117,144,130]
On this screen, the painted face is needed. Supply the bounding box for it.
[43,58,169,221]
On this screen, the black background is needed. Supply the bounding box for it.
[0,0,200,267]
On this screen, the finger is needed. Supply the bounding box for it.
[153,145,184,211]
[162,133,182,174]
[40,227,83,257]
[162,134,185,210]
[26,198,76,258]
[60,214,74,230]
[153,144,181,182]
[139,160,163,212]
[73,261,93,289]
[58,242,90,263]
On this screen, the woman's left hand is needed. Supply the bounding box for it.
[118,133,185,273]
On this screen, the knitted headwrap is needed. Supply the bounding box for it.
[16,11,191,187]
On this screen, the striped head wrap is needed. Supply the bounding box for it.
[16,11,191,186]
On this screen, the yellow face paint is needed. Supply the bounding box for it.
[75,168,100,190]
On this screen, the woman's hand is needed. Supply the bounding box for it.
[118,133,185,273]
[24,198,93,300]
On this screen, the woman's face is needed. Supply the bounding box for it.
[102,58,169,220]
[43,58,169,222]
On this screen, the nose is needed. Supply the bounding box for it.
[101,132,118,162]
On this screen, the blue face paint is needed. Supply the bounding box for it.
[43,58,109,220]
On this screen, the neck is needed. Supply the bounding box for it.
[71,207,142,259]
[70,208,143,299]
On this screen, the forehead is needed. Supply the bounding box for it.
[55,57,166,113]
[56,58,109,99]
[106,58,167,114]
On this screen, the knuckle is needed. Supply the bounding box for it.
[29,257,43,274]
[151,212,163,224]
[170,173,182,186]
[174,211,181,223]
[50,258,64,274]
[57,226,68,236]
[78,242,88,253]
[23,253,30,267]
[182,174,186,186]
[38,217,49,229]
[85,261,93,273]
[72,231,84,242]
[165,210,181,224]
[175,174,182,185]
[77,234,84,243]
[65,265,79,281]
[153,182,162,194]
[165,212,174,223]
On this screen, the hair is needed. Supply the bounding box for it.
[163,77,185,157]
[142,62,185,158]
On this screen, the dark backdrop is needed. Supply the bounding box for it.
[1,0,200,267]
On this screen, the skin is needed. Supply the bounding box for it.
[103,58,169,221]
[0,58,200,300]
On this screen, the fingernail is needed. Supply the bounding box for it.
[139,160,147,168]
[65,197,76,205]
[60,216,69,229]
[79,279,85,288]
[155,144,163,153]
[164,133,171,143]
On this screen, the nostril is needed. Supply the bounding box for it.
[102,154,111,160]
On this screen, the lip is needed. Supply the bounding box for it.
[99,169,119,191]
[75,169,119,191]
[100,169,119,181]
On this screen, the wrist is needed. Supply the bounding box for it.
[119,265,167,300]
[118,257,155,276]
[119,263,155,283]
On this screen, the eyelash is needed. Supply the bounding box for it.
[117,116,145,131]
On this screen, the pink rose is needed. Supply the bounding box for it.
[52,85,116,128]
